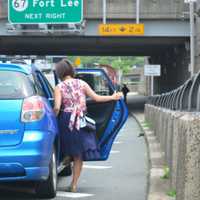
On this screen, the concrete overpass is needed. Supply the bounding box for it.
[0,0,193,93]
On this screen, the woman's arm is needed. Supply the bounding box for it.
[83,81,122,102]
[53,86,62,116]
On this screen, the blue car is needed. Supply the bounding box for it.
[0,63,128,198]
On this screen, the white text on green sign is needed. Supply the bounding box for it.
[9,0,83,24]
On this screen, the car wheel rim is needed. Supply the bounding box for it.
[52,151,57,190]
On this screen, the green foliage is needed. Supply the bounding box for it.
[142,121,152,128]
[162,167,176,198]
[67,56,145,73]
[167,189,176,197]
[161,166,170,179]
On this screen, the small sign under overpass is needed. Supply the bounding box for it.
[144,65,161,96]
[144,65,161,77]
[8,0,83,24]
[184,0,196,3]
[99,24,144,36]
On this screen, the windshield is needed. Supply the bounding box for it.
[0,71,35,99]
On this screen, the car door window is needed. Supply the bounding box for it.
[93,74,112,95]
[76,72,113,96]
[39,72,54,96]
[32,73,45,97]
[43,70,57,88]
[36,71,53,98]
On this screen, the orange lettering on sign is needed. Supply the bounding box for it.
[99,24,144,36]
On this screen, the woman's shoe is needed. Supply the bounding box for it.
[69,185,77,193]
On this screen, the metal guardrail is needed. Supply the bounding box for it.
[147,72,200,111]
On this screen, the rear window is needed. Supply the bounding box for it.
[0,71,35,99]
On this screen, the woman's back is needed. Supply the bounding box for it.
[58,78,87,113]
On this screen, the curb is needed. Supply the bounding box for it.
[132,112,175,200]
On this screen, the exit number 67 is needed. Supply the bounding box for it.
[12,0,28,12]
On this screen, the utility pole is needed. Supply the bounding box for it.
[190,1,195,76]
[184,0,196,76]
[136,0,140,24]
[151,76,154,96]
[103,0,107,24]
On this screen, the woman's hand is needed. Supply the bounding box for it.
[111,92,123,101]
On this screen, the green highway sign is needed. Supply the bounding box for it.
[8,0,83,24]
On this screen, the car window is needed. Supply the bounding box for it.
[36,71,53,98]
[43,70,56,88]
[0,71,35,99]
[31,73,45,97]
[40,72,54,96]
[76,72,112,95]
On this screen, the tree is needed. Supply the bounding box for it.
[67,56,144,73]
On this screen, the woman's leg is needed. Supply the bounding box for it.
[71,156,83,191]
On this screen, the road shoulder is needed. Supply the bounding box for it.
[132,111,175,200]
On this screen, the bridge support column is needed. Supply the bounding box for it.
[146,45,190,95]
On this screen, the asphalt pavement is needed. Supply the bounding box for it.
[56,115,147,200]
[0,114,147,200]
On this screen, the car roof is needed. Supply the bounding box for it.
[0,63,34,75]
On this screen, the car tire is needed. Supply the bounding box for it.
[59,164,72,176]
[35,147,57,198]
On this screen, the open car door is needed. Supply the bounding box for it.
[76,68,128,161]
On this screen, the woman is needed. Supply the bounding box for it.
[53,59,122,192]
[121,84,130,104]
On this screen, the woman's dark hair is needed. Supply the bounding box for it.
[55,59,75,80]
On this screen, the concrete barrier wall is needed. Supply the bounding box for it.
[145,105,200,200]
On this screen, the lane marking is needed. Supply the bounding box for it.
[83,165,112,169]
[117,133,124,138]
[110,150,120,154]
[57,191,94,198]
[113,141,123,144]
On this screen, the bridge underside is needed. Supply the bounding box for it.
[0,3,192,95]
[0,36,188,56]
[0,35,190,94]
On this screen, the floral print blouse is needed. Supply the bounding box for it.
[58,78,87,131]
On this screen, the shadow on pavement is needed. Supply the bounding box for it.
[0,182,37,200]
